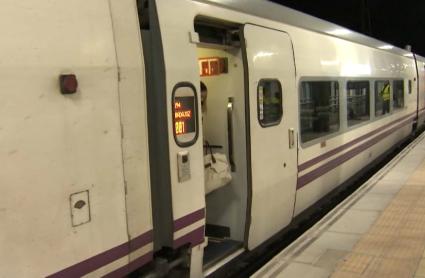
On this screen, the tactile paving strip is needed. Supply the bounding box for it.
[332,160,425,278]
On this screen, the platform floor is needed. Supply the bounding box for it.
[253,132,425,278]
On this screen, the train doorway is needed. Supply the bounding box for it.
[195,20,298,270]
[195,19,248,270]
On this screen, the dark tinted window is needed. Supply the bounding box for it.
[347,81,370,127]
[300,81,340,143]
[375,80,390,116]
[393,80,404,109]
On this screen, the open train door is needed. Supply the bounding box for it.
[243,24,298,249]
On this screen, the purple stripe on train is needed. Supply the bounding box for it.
[48,205,206,278]
[129,231,154,252]
[297,116,415,189]
[173,226,205,249]
[47,230,153,278]
[173,208,205,232]
[298,113,413,171]
[102,252,153,278]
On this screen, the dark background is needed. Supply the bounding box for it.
[270,0,425,56]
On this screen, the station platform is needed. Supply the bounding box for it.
[253,132,425,278]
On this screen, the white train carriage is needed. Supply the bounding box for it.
[2,0,425,277]
[142,0,425,276]
[416,55,425,125]
[1,1,153,277]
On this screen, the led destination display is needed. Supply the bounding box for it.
[174,96,196,135]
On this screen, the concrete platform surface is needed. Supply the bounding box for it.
[253,132,425,278]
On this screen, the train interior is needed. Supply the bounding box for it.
[195,19,249,268]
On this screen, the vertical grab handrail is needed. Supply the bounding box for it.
[227,97,236,172]
[288,128,295,149]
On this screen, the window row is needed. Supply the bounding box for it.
[256,79,408,144]
[300,79,406,143]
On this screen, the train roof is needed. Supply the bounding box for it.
[196,0,417,59]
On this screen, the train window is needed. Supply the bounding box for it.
[375,80,390,116]
[258,79,283,127]
[347,81,370,127]
[408,80,412,94]
[393,80,404,109]
[300,81,340,143]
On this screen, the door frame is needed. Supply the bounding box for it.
[240,23,298,248]
[240,25,253,247]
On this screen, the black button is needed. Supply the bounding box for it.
[182,155,188,163]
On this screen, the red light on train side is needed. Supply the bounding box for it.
[59,74,78,94]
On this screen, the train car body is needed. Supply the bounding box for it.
[1,1,153,277]
[145,0,425,276]
[1,0,425,277]
[416,55,425,126]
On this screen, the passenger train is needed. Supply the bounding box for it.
[2,0,425,277]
